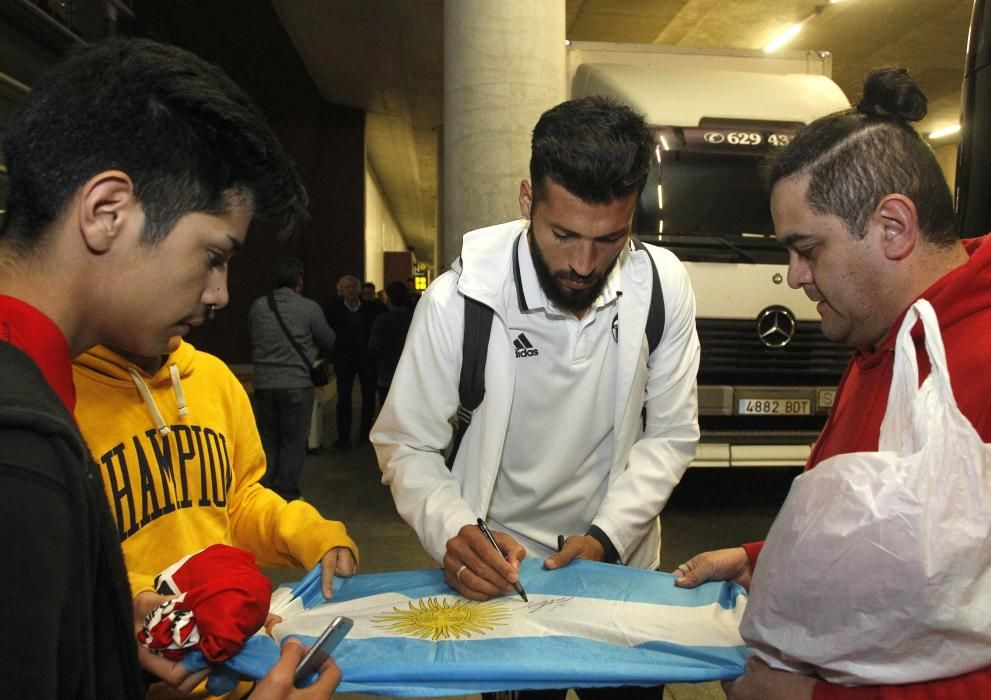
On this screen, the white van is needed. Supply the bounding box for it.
[569,43,852,468]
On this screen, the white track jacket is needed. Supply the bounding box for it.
[371,220,700,569]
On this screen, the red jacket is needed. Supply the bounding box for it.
[746,235,991,699]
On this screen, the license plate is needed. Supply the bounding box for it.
[737,398,812,416]
[817,388,836,409]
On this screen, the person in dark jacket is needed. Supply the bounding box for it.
[361,281,378,303]
[368,280,415,404]
[325,274,384,448]
[0,39,338,699]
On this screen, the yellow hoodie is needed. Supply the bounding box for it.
[73,341,359,599]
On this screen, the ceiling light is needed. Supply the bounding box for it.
[928,124,961,140]
[764,4,836,54]
[764,22,806,53]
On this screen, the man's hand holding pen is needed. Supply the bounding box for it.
[444,522,526,601]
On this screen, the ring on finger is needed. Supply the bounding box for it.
[456,564,468,584]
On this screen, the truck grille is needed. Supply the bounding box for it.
[697,318,852,385]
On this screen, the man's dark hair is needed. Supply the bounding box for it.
[385,280,408,306]
[275,257,304,289]
[768,67,955,245]
[362,282,376,291]
[530,96,653,206]
[0,38,307,252]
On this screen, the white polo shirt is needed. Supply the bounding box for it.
[487,232,624,558]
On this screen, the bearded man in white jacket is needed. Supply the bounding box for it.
[372,97,700,609]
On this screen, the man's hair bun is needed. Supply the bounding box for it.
[856,66,927,122]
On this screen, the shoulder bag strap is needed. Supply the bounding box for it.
[267,293,312,372]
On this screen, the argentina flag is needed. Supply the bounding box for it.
[264,559,748,696]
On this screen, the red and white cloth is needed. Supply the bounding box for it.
[137,545,271,662]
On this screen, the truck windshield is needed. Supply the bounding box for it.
[635,124,798,265]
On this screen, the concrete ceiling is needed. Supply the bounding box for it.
[273,0,974,267]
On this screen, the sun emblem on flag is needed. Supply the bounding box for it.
[371,597,511,640]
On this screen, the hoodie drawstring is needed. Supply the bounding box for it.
[169,363,189,417]
[127,365,189,435]
[128,368,171,436]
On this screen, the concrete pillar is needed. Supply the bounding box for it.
[441,0,566,269]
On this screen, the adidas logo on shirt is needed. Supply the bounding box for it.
[513,333,539,358]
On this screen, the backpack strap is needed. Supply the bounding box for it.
[631,235,665,355]
[446,295,494,469]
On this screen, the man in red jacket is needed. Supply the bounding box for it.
[674,68,991,699]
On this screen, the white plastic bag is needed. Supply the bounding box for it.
[740,299,991,685]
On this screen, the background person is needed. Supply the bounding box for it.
[675,67,991,700]
[0,38,339,697]
[325,274,382,448]
[249,258,335,501]
[368,280,415,405]
[360,281,380,304]
[404,276,422,306]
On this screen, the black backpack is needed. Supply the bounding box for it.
[445,236,665,468]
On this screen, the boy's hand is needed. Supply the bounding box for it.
[320,547,357,599]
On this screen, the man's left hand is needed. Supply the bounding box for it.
[543,535,605,570]
[320,547,357,600]
[722,657,816,700]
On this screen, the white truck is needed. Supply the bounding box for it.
[568,43,852,468]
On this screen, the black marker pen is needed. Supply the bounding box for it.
[476,518,528,602]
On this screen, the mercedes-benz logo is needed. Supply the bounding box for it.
[756,306,797,348]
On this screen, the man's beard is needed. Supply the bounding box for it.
[528,228,620,314]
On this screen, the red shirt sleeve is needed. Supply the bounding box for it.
[813,666,991,700]
[741,541,763,571]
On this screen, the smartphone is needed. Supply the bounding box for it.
[293,615,353,687]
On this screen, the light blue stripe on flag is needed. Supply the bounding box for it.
[270,559,749,696]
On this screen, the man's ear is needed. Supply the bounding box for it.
[873,194,918,261]
[77,170,140,254]
[519,180,533,220]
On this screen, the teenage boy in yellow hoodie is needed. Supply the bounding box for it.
[73,338,357,603]
[74,338,357,697]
